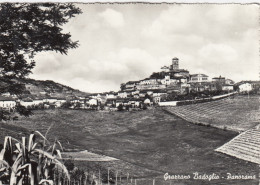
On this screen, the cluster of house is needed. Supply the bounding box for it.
[1,57,259,111]
[234,80,260,93]
[0,93,67,110]
[0,92,153,111]
[121,58,236,94]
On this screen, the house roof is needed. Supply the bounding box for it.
[213,76,225,79]
[235,80,260,86]
[161,66,170,69]
[140,89,167,93]
[190,74,208,77]
[22,97,33,102]
[223,84,234,86]
[125,81,140,85]
[0,96,16,101]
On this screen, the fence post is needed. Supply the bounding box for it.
[107,168,110,185]
[99,169,101,185]
[153,179,155,185]
[135,179,137,185]
[127,173,129,183]
[115,171,118,185]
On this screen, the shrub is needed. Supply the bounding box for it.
[117,104,124,111]
[15,103,33,117]
[61,101,73,109]
[0,132,69,185]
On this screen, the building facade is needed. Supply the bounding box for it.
[189,74,209,83]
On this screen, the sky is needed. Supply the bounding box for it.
[31,3,259,93]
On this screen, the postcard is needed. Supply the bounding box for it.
[0,2,259,185]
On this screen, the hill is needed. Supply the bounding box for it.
[1,78,89,98]
[1,108,258,185]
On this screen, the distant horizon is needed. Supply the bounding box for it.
[30,3,259,93]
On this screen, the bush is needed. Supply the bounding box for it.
[0,109,10,121]
[15,103,33,117]
[143,104,148,110]
[117,104,124,111]
[0,132,69,185]
[61,101,73,109]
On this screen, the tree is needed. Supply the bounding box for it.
[215,81,223,92]
[0,3,82,119]
[117,104,124,111]
[0,3,81,81]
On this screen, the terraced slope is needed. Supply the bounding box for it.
[216,128,260,164]
[164,95,260,132]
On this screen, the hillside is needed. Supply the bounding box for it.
[1,78,89,98]
[1,108,258,185]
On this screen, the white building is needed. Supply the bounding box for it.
[0,96,16,109]
[144,98,151,105]
[88,99,98,105]
[140,78,158,85]
[239,83,252,92]
[118,91,128,98]
[189,74,209,83]
[225,79,235,85]
[161,75,177,86]
[55,98,66,107]
[44,97,58,104]
[222,85,234,91]
[20,97,35,107]
[106,93,116,99]
[33,98,44,105]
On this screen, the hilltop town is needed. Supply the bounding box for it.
[0,57,259,112]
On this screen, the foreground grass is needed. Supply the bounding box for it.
[1,108,259,185]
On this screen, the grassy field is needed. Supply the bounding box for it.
[0,108,259,185]
[165,95,260,132]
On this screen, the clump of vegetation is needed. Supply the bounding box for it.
[117,104,124,111]
[0,132,69,185]
[0,3,82,121]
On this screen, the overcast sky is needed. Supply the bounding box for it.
[31,3,259,93]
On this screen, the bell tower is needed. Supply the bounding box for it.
[172,57,179,70]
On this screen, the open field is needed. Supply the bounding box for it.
[0,108,259,184]
[164,95,260,132]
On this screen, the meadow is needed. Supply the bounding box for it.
[0,108,259,185]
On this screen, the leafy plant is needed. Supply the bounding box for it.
[0,132,69,185]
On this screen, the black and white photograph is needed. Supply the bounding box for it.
[0,2,259,185]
